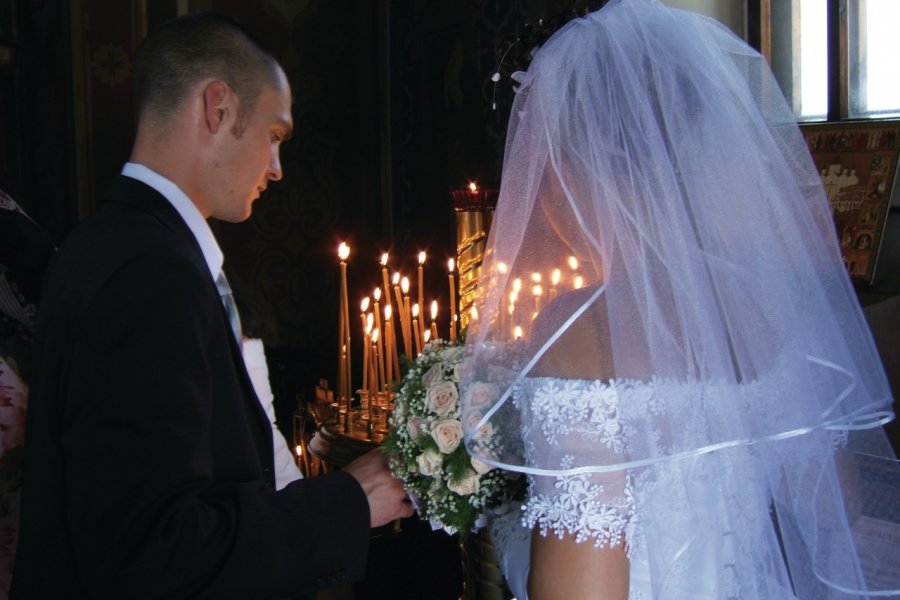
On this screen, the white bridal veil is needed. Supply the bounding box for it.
[460,0,899,597]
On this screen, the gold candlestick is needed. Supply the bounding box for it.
[452,183,497,331]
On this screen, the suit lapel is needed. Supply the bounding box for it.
[102,176,277,484]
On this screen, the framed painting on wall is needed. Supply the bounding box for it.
[799,119,900,283]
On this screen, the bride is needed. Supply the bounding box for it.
[460,1,900,598]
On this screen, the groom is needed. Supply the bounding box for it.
[11,12,412,599]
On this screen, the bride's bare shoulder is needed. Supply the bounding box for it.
[529,285,613,379]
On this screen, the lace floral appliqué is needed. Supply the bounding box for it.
[523,458,637,551]
[522,377,641,552]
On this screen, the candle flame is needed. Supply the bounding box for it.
[360,297,370,313]
[568,256,578,270]
[418,251,426,265]
[574,275,584,289]
[531,272,541,283]
[431,300,438,320]
[401,277,410,294]
[371,328,380,343]
[373,287,381,301]
[509,290,518,303]
[380,252,389,266]
[508,303,515,315]
[468,181,478,193]
[412,303,419,318]
[392,272,400,285]
[512,278,522,293]
[366,313,374,332]
[551,269,561,285]
[424,330,431,343]
[471,306,479,320]
[532,285,543,297]
[338,242,350,261]
[385,304,393,320]
[295,444,302,457]
[448,258,455,272]
[514,325,523,339]
[497,261,508,274]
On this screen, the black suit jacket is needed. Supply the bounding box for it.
[11,176,370,599]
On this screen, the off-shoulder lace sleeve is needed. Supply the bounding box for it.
[519,377,640,552]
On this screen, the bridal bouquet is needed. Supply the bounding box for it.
[384,338,514,537]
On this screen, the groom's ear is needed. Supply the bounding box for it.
[203,81,232,134]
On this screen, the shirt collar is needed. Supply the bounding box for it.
[121,162,223,281]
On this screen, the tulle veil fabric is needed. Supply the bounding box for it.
[459,0,900,597]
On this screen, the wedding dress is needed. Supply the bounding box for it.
[459,1,900,598]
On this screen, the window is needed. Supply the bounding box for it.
[759,0,900,122]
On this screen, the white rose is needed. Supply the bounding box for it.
[421,364,444,387]
[431,419,463,453]
[464,382,496,409]
[416,448,443,476]
[447,470,480,496]
[471,456,493,475]
[406,417,430,440]
[425,381,459,416]
[464,411,494,442]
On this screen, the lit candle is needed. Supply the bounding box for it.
[532,284,543,318]
[568,256,579,271]
[430,300,438,342]
[412,302,422,356]
[338,243,352,415]
[508,290,517,340]
[384,304,399,381]
[360,298,370,390]
[372,328,386,393]
[392,272,408,356]
[469,181,478,193]
[424,329,431,343]
[372,288,385,388]
[574,275,584,289]
[368,320,378,396]
[550,268,561,300]
[380,253,392,315]
[448,258,457,342]
[417,251,426,331]
[513,325,523,340]
[368,329,378,431]
[401,276,413,357]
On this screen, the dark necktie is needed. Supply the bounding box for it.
[215,271,243,343]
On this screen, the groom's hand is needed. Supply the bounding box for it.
[344,449,413,527]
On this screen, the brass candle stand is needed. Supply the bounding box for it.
[451,187,498,331]
[308,388,394,468]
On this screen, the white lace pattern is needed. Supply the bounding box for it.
[520,377,640,552]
